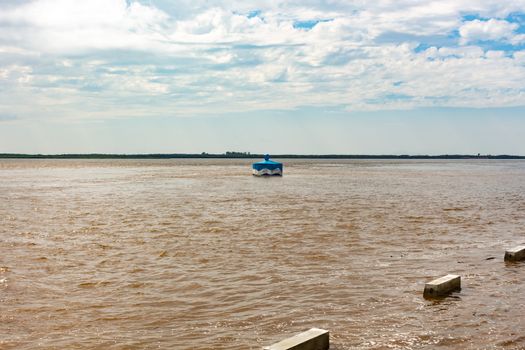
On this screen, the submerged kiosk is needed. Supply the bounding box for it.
[252,154,283,176]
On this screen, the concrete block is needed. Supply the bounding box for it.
[504,245,525,261]
[264,328,329,350]
[424,274,461,298]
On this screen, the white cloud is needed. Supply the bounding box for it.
[0,0,170,53]
[459,19,519,44]
[1,0,525,121]
[0,64,32,83]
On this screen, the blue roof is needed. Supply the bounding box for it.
[252,154,283,170]
[253,159,282,165]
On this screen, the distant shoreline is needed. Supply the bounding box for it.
[1,153,524,159]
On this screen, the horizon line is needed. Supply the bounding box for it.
[1,153,524,159]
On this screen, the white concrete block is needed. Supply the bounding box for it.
[264,328,329,350]
[424,274,461,298]
[504,245,525,262]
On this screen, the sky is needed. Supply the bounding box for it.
[1,0,525,155]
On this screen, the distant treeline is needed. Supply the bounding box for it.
[0,153,524,159]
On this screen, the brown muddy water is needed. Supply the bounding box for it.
[1,159,524,350]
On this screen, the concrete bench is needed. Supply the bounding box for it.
[264,328,329,350]
[424,274,461,298]
[504,245,525,262]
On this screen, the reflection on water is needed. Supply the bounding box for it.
[1,159,525,349]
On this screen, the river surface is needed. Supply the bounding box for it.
[1,159,524,349]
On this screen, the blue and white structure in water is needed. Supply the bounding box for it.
[252,154,283,176]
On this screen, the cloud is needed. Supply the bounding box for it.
[459,19,521,44]
[0,64,32,83]
[0,0,525,122]
[0,0,170,53]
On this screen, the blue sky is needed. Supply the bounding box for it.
[1,0,525,154]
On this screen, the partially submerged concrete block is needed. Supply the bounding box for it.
[424,274,461,298]
[264,328,329,350]
[504,245,525,262]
